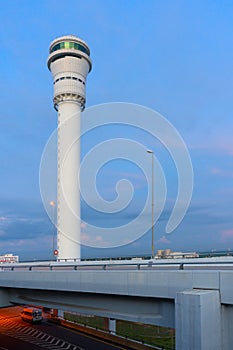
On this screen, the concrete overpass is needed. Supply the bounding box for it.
[0,257,233,349]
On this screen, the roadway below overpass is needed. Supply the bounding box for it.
[0,306,133,350]
[0,257,233,349]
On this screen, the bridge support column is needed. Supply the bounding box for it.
[109,318,116,334]
[0,288,10,307]
[58,309,64,318]
[103,317,116,334]
[175,289,222,350]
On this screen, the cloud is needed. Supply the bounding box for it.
[188,131,233,156]
[81,232,109,247]
[0,216,8,222]
[157,235,171,244]
[0,233,54,261]
[0,215,49,242]
[0,197,51,259]
[80,222,87,229]
[211,168,233,178]
[221,229,233,243]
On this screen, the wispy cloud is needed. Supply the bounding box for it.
[81,232,110,247]
[157,235,171,244]
[0,216,8,222]
[0,198,50,257]
[211,168,233,178]
[188,131,233,156]
[221,229,233,243]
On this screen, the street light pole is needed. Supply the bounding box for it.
[50,200,56,257]
[147,150,155,259]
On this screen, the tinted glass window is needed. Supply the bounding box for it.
[51,41,90,56]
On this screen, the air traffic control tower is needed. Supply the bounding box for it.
[47,35,92,261]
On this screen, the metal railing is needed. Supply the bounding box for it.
[1,258,233,271]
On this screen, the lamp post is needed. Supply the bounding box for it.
[147,150,155,259]
[50,200,56,257]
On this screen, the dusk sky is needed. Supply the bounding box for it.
[0,0,233,260]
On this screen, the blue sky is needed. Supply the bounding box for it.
[0,0,233,260]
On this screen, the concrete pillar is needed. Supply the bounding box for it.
[109,318,116,334]
[222,304,233,350]
[102,317,116,334]
[0,289,10,307]
[175,289,222,350]
[58,309,64,318]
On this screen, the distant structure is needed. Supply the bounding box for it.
[0,254,19,263]
[157,249,199,259]
[47,35,92,261]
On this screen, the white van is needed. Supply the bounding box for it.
[21,307,43,323]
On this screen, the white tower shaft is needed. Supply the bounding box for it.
[48,35,91,261]
[57,101,81,260]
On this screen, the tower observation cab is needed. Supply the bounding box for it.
[50,41,90,56]
[47,35,92,111]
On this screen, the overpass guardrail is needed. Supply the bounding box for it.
[2,257,233,271]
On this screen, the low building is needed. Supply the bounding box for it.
[0,254,19,263]
[157,250,199,259]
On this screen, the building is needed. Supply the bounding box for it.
[0,254,19,263]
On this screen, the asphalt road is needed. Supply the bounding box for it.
[0,306,131,350]
[0,334,42,350]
